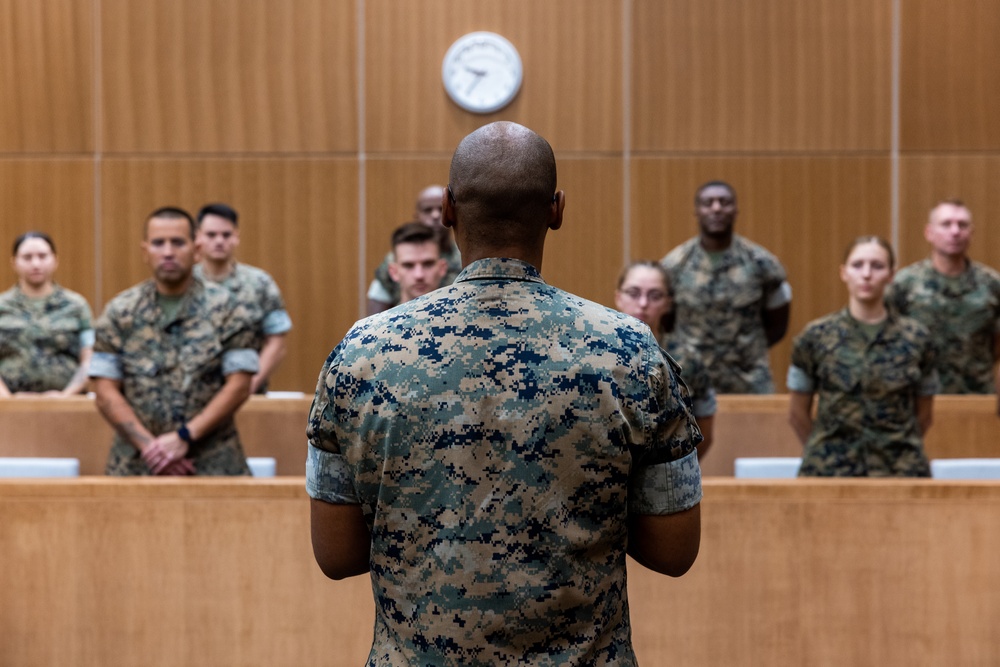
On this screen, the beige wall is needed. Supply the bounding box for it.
[1,0,997,390]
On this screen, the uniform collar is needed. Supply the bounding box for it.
[454,258,545,284]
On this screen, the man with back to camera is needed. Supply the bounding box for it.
[886,199,1000,414]
[90,206,259,475]
[365,184,463,315]
[386,221,448,304]
[194,203,293,394]
[307,121,703,665]
[661,181,792,393]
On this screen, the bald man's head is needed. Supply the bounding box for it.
[447,122,558,249]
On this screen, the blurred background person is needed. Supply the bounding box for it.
[0,231,93,397]
[366,185,463,315]
[787,236,937,477]
[615,260,716,460]
[387,222,448,305]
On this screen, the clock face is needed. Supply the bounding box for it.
[442,32,523,114]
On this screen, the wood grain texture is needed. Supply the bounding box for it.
[0,0,94,152]
[897,155,1000,270]
[900,0,1000,150]
[632,0,892,151]
[0,160,96,304]
[99,0,357,153]
[542,158,625,305]
[629,480,1000,666]
[630,156,891,391]
[99,158,359,391]
[364,0,623,153]
[3,478,1000,665]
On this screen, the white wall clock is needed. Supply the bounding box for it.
[442,32,523,114]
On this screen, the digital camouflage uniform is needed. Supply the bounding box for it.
[367,238,463,306]
[658,332,717,420]
[308,257,703,667]
[0,284,93,392]
[886,258,1000,393]
[90,277,259,476]
[194,262,292,392]
[661,235,790,394]
[787,308,939,477]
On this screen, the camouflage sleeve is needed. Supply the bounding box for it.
[218,294,260,375]
[89,302,124,379]
[77,298,95,348]
[305,348,359,504]
[260,274,292,335]
[787,327,816,393]
[626,337,703,515]
[759,252,791,308]
[917,329,940,396]
[884,272,909,316]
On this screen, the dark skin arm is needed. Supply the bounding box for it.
[627,504,701,577]
[788,391,814,445]
[310,499,371,580]
[763,303,790,347]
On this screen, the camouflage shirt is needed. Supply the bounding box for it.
[661,235,790,394]
[886,258,1000,394]
[308,257,702,667]
[90,277,259,476]
[367,238,463,306]
[0,284,93,392]
[194,262,292,393]
[657,332,717,419]
[788,308,939,477]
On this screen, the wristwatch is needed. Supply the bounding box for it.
[177,424,195,445]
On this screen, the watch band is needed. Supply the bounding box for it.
[177,424,194,444]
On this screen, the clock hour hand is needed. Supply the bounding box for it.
[465,66,487,77]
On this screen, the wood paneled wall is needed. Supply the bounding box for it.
[0,0,996,390]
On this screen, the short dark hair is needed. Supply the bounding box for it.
[694,180,737,205]
[391,222,442,252]
[12,231,56,256]
[146,206,196,239]
[197,203,239,227]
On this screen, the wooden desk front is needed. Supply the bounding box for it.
[1,479,998,666]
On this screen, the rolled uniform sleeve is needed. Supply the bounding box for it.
[627,338,703,515]
[90,306,124,379]
[219,295,261,375]
[305,352,360,505]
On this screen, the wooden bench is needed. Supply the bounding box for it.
[2,478,997,666]
[0,395,996,476]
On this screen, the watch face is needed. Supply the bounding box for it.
[442,32,523,114]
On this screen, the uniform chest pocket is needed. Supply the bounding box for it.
[728,283,762,311]
[122,355,159,378]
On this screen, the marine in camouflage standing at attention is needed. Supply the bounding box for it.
[307,121,703,666]
[661,181,792,393]
[194,203,293,394]
[886,199,1000,414]
[788,237,938,477]
[90,207,259,476]
[0,232,93,397]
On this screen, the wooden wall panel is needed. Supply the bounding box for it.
[900,0,1000,151]
[897,155,1000,270]
[364,159,451,283]
[632,0,892,152]
[99,159,359,391]
[542,158,624,305]
[0,160,96,305]
[364,0,623,153]
[0,0,94,153]
[630,157,891,390]
[100,0,357,154]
